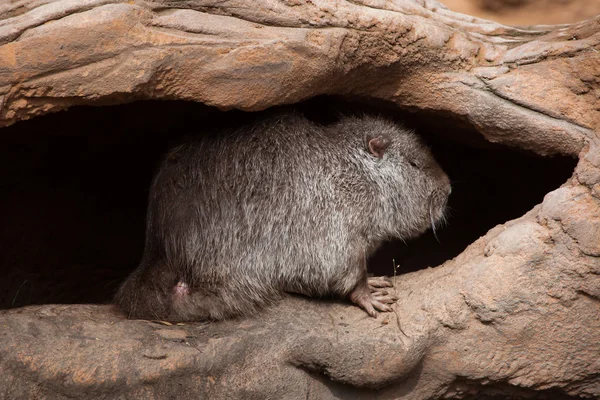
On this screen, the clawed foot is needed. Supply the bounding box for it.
[350,276,398,317]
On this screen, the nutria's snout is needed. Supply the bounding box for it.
[431,189,449,219]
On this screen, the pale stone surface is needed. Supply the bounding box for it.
[0,1,599,399]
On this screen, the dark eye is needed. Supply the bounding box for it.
[409,160,419,168]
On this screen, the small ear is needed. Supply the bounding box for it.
[366,135,391,159]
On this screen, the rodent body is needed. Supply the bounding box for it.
[115,113,451,321]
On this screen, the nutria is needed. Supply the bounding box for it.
[115,113,451,321]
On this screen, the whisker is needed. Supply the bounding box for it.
[12,279,29,307]
[430,198,440,242]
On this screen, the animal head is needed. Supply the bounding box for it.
[335,115,451,241]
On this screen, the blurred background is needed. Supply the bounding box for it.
[443,0,600,25]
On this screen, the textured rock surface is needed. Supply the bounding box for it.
[0,0,599,399]
[1,0,598,155]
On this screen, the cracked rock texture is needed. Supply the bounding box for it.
[0,0,599,399]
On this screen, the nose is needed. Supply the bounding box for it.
[439,173,451,197]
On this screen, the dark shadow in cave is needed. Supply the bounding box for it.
[0,98,577,309]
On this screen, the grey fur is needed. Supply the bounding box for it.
[114,113,451,321]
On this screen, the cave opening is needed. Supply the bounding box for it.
[0,98,577,309]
